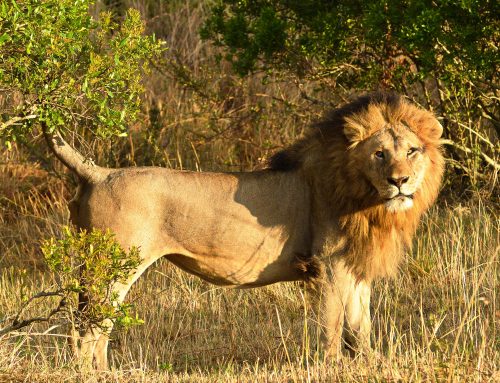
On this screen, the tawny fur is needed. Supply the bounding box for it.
[44,91,444,368]
[270,92,444,280]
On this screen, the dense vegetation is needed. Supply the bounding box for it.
[1,0,498,192]
[201,0,499,191]
[0,0,498,381]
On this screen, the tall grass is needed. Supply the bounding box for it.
[0,184,498,381]
[0,1,498,381]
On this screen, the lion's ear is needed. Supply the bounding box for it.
[416,117,443,142]
[427,120,443,140]
[343,118,366,143]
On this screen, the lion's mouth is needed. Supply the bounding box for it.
[386,193,414,201]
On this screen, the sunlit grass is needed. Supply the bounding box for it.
[1,191,498,381]
[0,1,498,381]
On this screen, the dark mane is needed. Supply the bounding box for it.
[268,91,401,171]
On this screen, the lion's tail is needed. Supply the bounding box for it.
[42,123,109,183]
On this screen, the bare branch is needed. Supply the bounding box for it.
[0,114,37,132]
[441,139,499,170]
[0,296,67,337]
[12,291,65,326]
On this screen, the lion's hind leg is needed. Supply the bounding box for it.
[74,243,166,369]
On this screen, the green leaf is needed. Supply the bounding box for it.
[0,0,163,142]
[0,33,11,45]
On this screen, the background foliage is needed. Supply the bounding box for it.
[202,0,498,83]
[0,0,498,380]
[1,0,497,192]
[201,0,499,192]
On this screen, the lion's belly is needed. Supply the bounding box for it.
[161,214,305,287]
[164,249,301,287]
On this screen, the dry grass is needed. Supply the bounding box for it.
[0,1,499,381]
[0,160,498,381]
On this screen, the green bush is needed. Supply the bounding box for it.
[0,0,163,145]
[41,226,143,331]
[0,227,142,336]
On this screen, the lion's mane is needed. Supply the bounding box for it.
[269,92,445,280]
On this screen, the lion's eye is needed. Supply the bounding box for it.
[375,150,384,159]
[407,147,419,156]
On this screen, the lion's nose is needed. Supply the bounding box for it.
[388,176,409,188]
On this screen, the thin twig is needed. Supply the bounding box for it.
[0,296,67,336]
[0,114,37,131]
[13,291,65,325]
[441,139,499,170]
[451,121,497,148]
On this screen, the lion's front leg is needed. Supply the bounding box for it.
[312,260,372,359]
[344,279,371,355]
[315,280,345,359]
[311,260,350,359]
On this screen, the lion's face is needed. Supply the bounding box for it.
[271,92,444,216]
[355,124,429,212]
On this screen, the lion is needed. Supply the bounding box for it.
[43,91,444,368]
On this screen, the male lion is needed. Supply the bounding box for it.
[44,91,444,368]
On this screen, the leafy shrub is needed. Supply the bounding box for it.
[0,227,143,336]
[0,0,164,145]
[42,226,143,331]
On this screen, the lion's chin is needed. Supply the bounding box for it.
[384,194,414,212]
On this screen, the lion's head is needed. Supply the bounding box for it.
[269,91,445,279]
[270,91,444,214]
[342,96,443,213]
[351,125,427,212]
